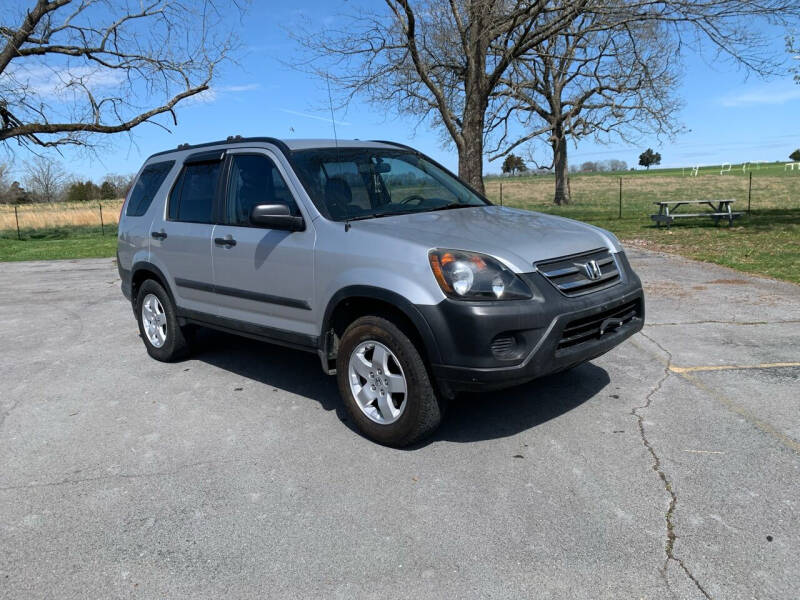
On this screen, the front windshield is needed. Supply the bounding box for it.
[291,147,490,221]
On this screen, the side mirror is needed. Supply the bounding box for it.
[250,204,305,231]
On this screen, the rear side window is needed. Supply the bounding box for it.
[126,161,174,217]
[168,161,221,224]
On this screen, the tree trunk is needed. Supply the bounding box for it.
[457,93,487,194]
[552,130,570,205]
[458,139,485,194]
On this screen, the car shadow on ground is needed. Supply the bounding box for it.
[424,362,610,446]
[191,328,610,446]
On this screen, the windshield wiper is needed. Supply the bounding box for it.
[428,202,476,212]
[344,202,476,223]
[344,207,422,222]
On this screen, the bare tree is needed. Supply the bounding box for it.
[297,0,800,197]
[295,1,586,193]
[0,0,241,150]
[103,173,134,198]
[488,13,680,204]
[23,155,67,201]
[608,159,627,172]
[0,162,9,192]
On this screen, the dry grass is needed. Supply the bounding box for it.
[484,174,800,214]
[0,199,124,231]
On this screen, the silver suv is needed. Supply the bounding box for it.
[118,138,644,446]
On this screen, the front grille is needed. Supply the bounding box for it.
[536,248,620,296]
[557,299,641,351]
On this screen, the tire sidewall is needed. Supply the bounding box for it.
[337,317,436,446]
[135,279,184,361]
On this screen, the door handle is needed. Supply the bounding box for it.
[214,236,237,247]
[151,230,167,240]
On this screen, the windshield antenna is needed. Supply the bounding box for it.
[326,75,339,151]
[326,75,352,230]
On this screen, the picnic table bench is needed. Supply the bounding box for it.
[651,199,742,227]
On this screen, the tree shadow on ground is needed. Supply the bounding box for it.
[191,328,611,446]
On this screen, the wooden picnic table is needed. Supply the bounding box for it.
[651,199,742,227]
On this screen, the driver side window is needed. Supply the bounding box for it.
[226,154,299,226]
[378,157,459,205]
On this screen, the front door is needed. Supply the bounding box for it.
[211,150,316,338]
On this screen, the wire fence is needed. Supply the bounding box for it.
[0,199,124,240]
[483,171,800,221]
[2,169,799,241]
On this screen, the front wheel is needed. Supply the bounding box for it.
[336,316,443,447]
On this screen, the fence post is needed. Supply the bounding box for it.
[618,177,622,218]
[99,202,105,236]
[747,171,752,215]
[500,182,503,206]
[14,205,21,240]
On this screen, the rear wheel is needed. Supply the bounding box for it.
[135,279,191,361]
[337,316,443,446]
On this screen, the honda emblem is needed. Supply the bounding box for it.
[583,259,602,280]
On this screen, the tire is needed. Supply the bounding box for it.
[336,316,443,447]
[135,279,191,362]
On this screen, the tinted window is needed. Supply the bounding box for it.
[126,161,174,217]
[226,154,299,226]
[168,161,221,223]
[292,148,487,221]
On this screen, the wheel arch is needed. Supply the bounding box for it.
[130,261,175,309]
[320,286,442,370]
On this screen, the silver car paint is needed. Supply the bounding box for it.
[209,148,318,336]
[117,160,182,277]
[119,139,625,337]
[343,206,619,274]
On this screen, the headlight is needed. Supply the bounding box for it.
[428,249,533,300]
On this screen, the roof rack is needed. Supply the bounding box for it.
[370,139,420,153]
[149,136,293,160]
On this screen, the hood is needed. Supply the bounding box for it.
[352,206,619,273]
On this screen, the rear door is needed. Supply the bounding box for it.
[149,150,224,314]
[211,149,316,338]
[118,159,175,273]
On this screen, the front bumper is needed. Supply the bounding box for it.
[418,252,644,393]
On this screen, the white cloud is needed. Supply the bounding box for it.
[279,108,351,126]
[720,83,800,107]
[180,82,260,105]
[3,64,126,98]
[185,88,218,104]
[216,83,260,93]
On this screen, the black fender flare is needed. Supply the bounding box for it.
[130,261,176,308]
[320,285,442,364]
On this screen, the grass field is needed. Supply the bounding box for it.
[1,167,798,284]
[485,168,800,283]
[0,199,123,231]
[0,226,118,261]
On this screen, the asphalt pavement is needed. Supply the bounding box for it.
[0,248,798,599]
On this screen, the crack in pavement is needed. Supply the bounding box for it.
[633,331,712,600]
[0,402,17,433]
[646,319,800,327]
[0,458,260,492]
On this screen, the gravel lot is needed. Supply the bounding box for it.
[1,249,798,599]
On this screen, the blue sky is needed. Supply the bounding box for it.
[7,1,800,180]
